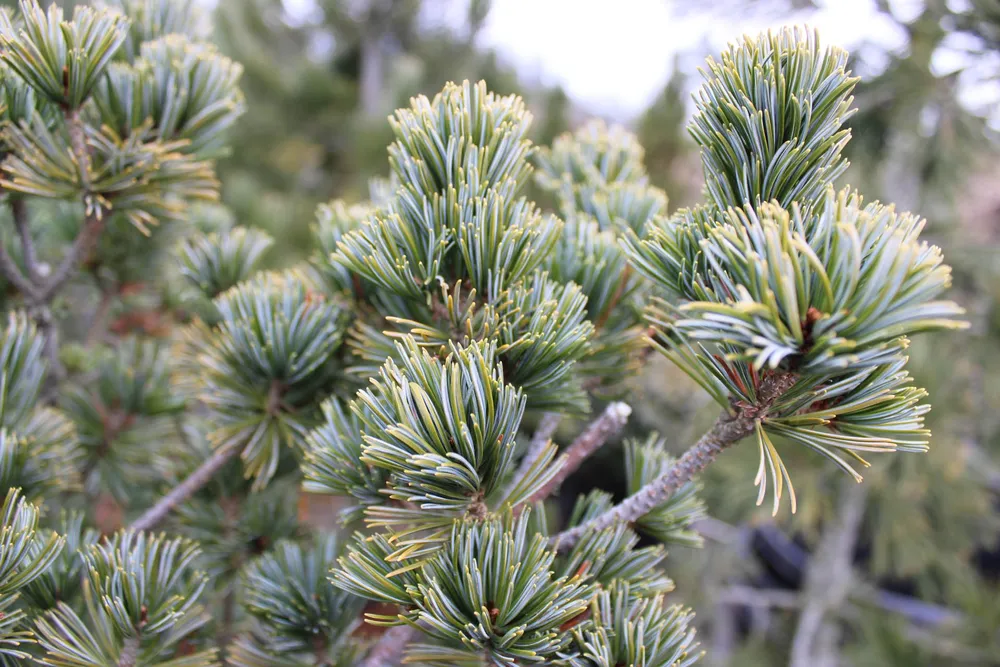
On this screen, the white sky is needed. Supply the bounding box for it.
[278,0,995,122]
[477,0,911,118]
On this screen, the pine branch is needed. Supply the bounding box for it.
[31,106,105,305]
[359,626,414,667]
[35,207,105,303]
[0,239,37,300]
[859,586,962,628]
[551,372,794,550]
[551,409,755,551]
[715,580,963,629]
[118,636,139,667]
[0,107,105,391]
[67,107,91,191]
[517,412,562,477]
[789,479,867,667]
[130,440,241,533]
[0,116,105,312]
[0,108,105,393]
[717,585,801,610]
[528,402,631,503]
[11,197,38,282]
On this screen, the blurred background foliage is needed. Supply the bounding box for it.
[23,0,996,663]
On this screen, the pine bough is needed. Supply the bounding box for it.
[0,3,965,666]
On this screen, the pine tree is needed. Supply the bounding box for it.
[0,4,968,667]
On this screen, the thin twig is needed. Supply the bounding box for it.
[528,402,631,503]
[359,625,414,667]
[855,584,962,627]
[592,266,631,330]
[36,209,104,303]
[130,440,241,533]
[517,412,562,476]
[717,585,802,609]
[0,107,107,391]
[117,635,139,667]
[789,479,868,667]
[551,409,755,551]
[550,372,794,551]
[10,197,38,282]
[0,239,37,300]
[504,412,562,501]
[702,519,962,629]
[33,105,105,303]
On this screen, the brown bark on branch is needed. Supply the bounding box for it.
[528,402,631,503]
[35,209,105,303]
[130,441,241,533]
[551,371,795,551]
[0,107,107,387]
[551,409,755,551]
[359,625,414,667]
[515,412,562,479]
[117,636,139,667]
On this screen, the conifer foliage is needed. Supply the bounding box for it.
[0,3,964,666]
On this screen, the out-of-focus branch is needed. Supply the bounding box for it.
[514,412,562,482]
[11,197,38,282]
[789,480,868,667]
[130,441,242,533]
[359,625,414,667]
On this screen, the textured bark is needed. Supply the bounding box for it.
[130,441,241,533]
[117,636,139,667]
[528,402,631,503]
[35,210,104,303]
[551,409,755,551]
[552,372,794,551]
[359,625,414,667]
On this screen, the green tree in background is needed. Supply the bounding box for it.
[636,59,699,209]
